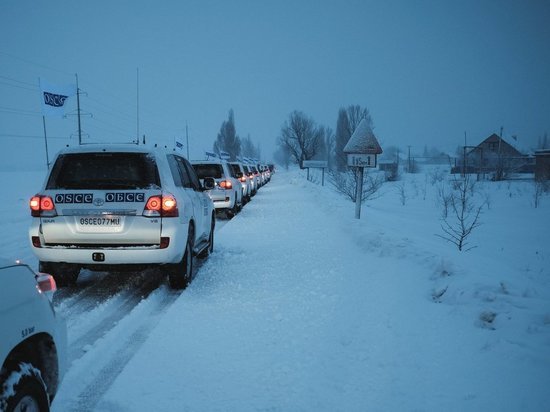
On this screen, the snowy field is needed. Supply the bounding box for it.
[1,166,549,411]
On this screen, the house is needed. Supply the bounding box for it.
[534,149,550,181]
[461,134,533,178]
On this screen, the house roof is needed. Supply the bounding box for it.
[471,134,524,157]
[343,118,383,154]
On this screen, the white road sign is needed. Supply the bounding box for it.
[347,154,377,168]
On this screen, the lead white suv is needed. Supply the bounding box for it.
[29,145,216,289]
[0,258,67,411]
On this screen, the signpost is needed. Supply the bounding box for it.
[343,119,383,219]
[302,160,328,186]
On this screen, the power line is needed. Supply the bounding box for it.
[0,50,73,76]
[0,74,37,88]
[0,80,37,92]
[0,133,68,140]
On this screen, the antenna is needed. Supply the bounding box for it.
[136,68,140,145]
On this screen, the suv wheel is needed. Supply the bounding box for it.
[0,363,49,412]
[226,194,239,218]
[168,231,193,289]
[39,262,79,287]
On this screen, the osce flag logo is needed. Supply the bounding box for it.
[43,92,69,108]
[39,78,76,117]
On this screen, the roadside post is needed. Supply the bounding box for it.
[343,119,383,219]
[302,160,328,186]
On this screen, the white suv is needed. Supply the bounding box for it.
[228,161,252,204]
[0,258,67,411]
[29,145,216,289]
[191,160,243,218]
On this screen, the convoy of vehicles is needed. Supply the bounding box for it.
[0,143,273,408]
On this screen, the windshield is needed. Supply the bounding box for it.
[192,164,223,179]
[46,152,161,190]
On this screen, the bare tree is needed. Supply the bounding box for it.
[278,111,323,165]
[273,145,291,170]
[437,174,485,251]
[396,182,407,205]
[533,178,548,208]
[346,104,373,134]
[329,168,384,202]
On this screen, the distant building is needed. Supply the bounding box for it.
[534,149,550,181]
[457,134,533,178]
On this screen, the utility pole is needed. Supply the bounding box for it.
[76,74,82,145]
[497,126,503,180]
[186,122,190,159]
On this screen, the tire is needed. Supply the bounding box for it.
[0,363,49,412]
[198,216,215,259]
[39,262,79,287]
[168,230,194,289]
[226,194,239,218]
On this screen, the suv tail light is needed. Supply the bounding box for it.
[143,194,179,217]
[30,195,57,217]
[219,180,233,190]
[36,273,57,294]
[239,175,247,183]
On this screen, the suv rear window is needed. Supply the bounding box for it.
[193,164,223,179]
[46,152,161,190]
[229,163,241,177]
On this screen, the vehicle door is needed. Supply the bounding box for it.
[182,158,211,241]
[170,156,207,242]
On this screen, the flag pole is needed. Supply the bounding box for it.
[42,116,50,169]
[38,77,50,169]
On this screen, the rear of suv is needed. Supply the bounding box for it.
[228,161,252,204]
[0,258,67,411]
[29,145,215,289]
[191,160,243,218]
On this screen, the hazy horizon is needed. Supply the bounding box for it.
[1,0,549,170]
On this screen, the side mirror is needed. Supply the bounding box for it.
[202,177,215,190]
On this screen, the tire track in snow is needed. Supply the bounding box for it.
[57,287,180,412]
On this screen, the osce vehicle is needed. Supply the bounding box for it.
[0,258,67,411]
[191,160,243,218]
[241,164,257,196]
[29,145,216,289]
[228,161,252,203]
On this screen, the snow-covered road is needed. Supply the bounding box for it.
[2,168,548,411]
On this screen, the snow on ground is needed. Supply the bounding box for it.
[2,166,549,411]
[93,167,548,411]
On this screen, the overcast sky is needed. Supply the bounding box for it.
[1,0,549,170]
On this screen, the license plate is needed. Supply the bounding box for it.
[78,216,122,226]
[76,216,124,233]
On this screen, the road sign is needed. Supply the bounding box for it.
[302,160,328,168]
[347,154,377,168]
[343,118,383,219]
